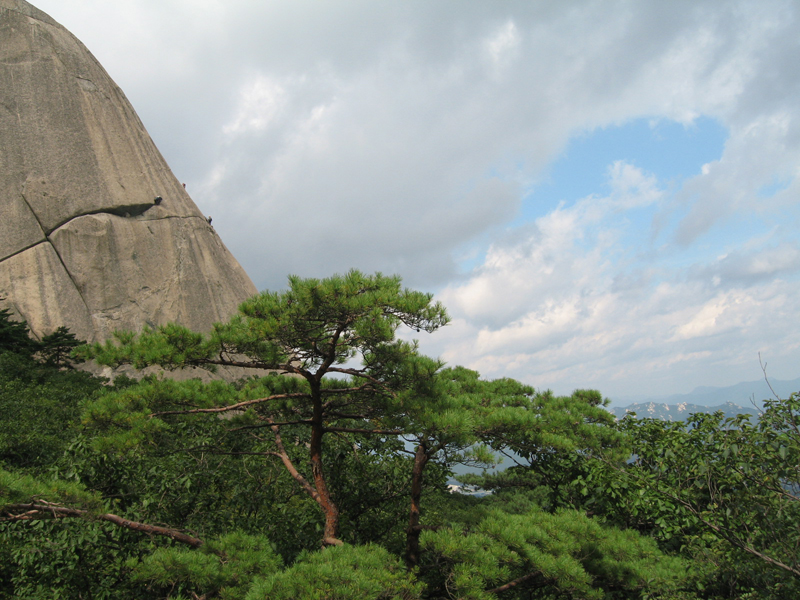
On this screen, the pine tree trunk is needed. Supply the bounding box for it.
[309,381,340,546]
[405,440,430,568]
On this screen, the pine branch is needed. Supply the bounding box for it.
[323,426,403,435]
[485,571,540,594]
[149,392,311,417]
[2,503,204,547]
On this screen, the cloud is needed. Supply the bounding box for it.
[425,153,800,396]
[33,0,800,396]
[690,242,800,286]
[483,20,521,75]
[676,111,800,244]
[429,265,800,398]
[439,162,662,325]
[222,75,287,136]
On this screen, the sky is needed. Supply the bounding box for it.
[33,0,800,400]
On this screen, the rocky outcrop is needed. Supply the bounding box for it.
[0,0,257,343]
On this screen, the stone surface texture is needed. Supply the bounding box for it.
[0,0,257,343]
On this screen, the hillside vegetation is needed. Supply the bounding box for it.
[1,272,798,599]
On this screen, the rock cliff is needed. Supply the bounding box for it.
[0,0,258,343]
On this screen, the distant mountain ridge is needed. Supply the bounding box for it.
[609,401,759,422]
[608,376,800,409]
[606,376,800,422]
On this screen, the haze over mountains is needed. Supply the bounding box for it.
[606,376,800,420]
[609,376,800,407]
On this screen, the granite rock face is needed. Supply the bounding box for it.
[0,0,257,343]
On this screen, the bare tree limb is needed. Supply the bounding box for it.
[2,503,204,548]
[323,426,403,435]
[267,423,320,503]
[226,419,314,432]
[150,392,310,417]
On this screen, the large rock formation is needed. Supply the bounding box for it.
[0,0,257,344]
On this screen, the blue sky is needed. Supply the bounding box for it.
[35,0,800,399]
[523,117,729,221]
[500,117,731,275]
[454,117,730,276]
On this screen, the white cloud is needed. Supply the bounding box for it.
[426,150,800,396]
[483,20,521,75]
[676,110,800,244]
[223,76,287,135]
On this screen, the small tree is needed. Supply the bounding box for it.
[81,270,449,546]
[0,306,38,357]
[39,326,84,368]
[0,312,100,471]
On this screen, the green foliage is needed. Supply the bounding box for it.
[77,271,453,549]
[0,306,38,357]
[130,532,282,599]
[489,388,624,458]
[39,325,85,367]
[0,467,156,599]
[0,306,86,368]
[13,274,799,599]
[1,518,147,600]
[72,383,311,546]
[80,270,450,374]
[235,270,449,368]
[81,377,240,453]
[0,315,103,471]
[608,397,800,598]
[421,503,688,600]
[246,544,423,600]
[456,388,627,511]
[0,467,102,509]
[327,435,426,550]
[0,370,87,470]
[75,324,219,371]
